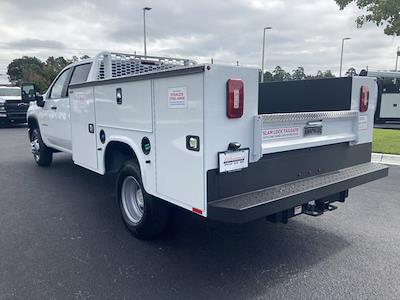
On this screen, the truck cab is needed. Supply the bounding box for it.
[26,60,93,152]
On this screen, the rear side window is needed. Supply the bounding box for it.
[70,63,92,85]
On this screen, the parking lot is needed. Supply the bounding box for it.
[0,126,399,300]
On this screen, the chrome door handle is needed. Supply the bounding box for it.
[50,106,57,110]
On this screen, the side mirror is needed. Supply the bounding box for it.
[21,82,45,107]
[36,95,45,107]
[21,83,36,102]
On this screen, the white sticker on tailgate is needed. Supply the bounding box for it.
[263,127,301,140]
[219,149,249,173]
[359,115,368,131]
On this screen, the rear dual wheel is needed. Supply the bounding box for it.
[117,161,170,239]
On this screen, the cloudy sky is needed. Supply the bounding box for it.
[0,0,399,83]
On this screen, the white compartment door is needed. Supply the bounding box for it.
[380,93,400,119]
[69,87,98,171]
[154,73,205,212]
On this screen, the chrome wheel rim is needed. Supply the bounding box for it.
[31,132,40,162]
[121,176,144,224]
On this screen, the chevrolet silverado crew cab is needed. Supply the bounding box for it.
[22,52,388,239]
[0,85,29,126]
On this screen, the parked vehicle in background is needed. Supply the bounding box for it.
[0,85,29,126]
[22,52,388,240]
[361,70,400,124]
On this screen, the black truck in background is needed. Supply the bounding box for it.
[0,85,29,126]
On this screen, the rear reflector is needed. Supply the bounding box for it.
[360,86,369,112]
[192,208,203,215]
[227,79,244,118]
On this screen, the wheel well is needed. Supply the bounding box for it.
[105,142,139,174]
[27,117,39,137]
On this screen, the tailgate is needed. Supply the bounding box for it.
[252,76,377,160]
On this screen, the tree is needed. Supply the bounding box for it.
[345,67,358,77]
[261,66,336,82]
[334,0,400,36]
[292,67,306,80]
[7,57,47,92]
[262,71,273,82]
[322,70,335,78]
[7,55,86,93]
[311,70,336,79]
[272,66,292,81]
[43,56,71,85]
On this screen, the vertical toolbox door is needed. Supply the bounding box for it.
[69,86,98,171]
[154,73,205,212]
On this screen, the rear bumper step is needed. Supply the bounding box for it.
[207,162,388,223]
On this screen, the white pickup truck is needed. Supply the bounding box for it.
[22,52,388,239]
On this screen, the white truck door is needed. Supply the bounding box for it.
[69,86,98,171]
[154,72,205,213]
[43,68,71,149]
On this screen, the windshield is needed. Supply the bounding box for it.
[0,88,20,97]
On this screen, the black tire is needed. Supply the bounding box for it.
[30,128,53,167]
[117,160,170,239]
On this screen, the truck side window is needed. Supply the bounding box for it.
[49,69,70,99]
[69,63,92,85]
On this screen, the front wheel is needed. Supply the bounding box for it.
[30,128,53,167]
[117,161,170,239]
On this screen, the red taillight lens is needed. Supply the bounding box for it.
[227,79,244,118]
[360,86,369,112]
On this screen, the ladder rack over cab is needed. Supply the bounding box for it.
[24,52,388,239]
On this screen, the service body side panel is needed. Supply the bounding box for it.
[203,65,259,171]
[153,73,205,212]
[94,80,155,190]
[350,76,378,145]
[96,126,157,194]
[69,86,98,171]
[94,80,153,132]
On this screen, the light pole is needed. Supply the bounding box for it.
[143,7,152,57]
[395,46,400,71]
[261,26,272,82]
[340,37,351,77]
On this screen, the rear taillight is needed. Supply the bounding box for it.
[227,79,244,118]
[360,86,369,112]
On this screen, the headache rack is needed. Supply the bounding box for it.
[92,52,197,80]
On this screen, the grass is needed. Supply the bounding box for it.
[372,128,400,155]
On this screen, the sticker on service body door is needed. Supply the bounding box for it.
[168,87,187,109]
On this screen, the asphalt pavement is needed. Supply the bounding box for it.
[1,126,400,300]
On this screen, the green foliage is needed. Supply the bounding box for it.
[7,55,90,93]
[334,0,400,36]
[373,129,400,155]
[312,70,336,79]
[292,67,306,80]
[7,57,46,91]
[345,67,358,77]
[272,66,292,81]
[262,66,336,82]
